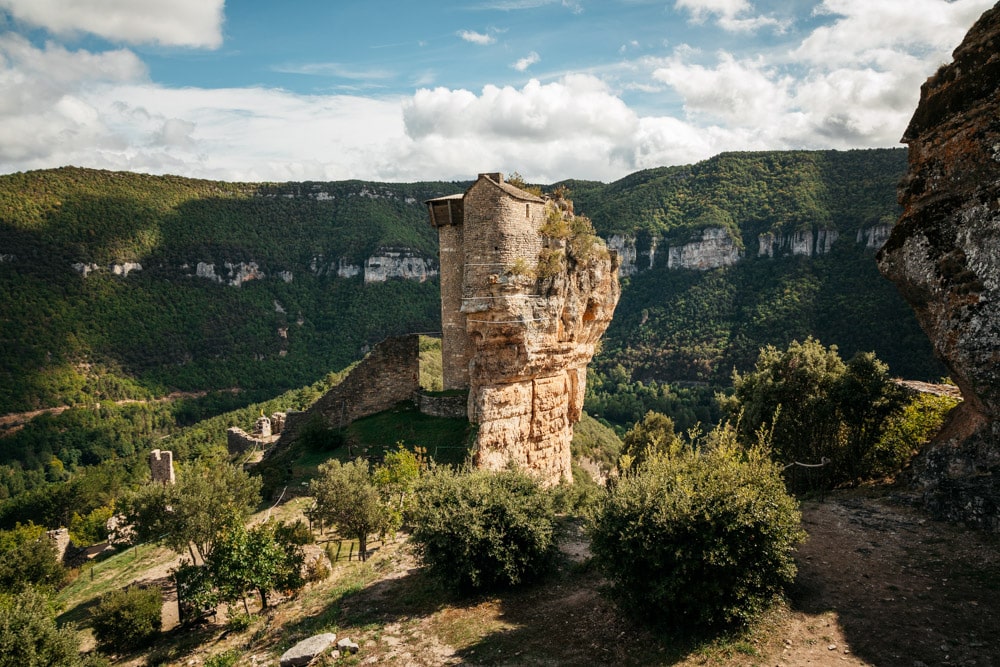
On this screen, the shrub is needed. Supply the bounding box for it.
[224,612,253,632]
[0,587,106,667]
[868,392,959,478]
[590,436,805,630]
[91,585,162,653]
[204,649,241,667]
[410,468,556,593]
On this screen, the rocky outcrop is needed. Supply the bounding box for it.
[877,2,1000,530]
[606,234,638,276]
[466,242,619,486]
[667,227,742,270]
[364,247,439,284]
[857,224,893,250]
[758,228,839,258]
[428,175,620,485]
[110,262,142,277]
[194,261,264,287]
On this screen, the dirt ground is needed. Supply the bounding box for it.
[122,488,999,667]
[785,491,999,667]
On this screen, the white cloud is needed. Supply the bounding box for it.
[653,52,792,126]
[674,0,787,32]
[512,51,540,71]
[0,0,224,48]
[458,29,496,45]
[271,62,395,80]
[795,0,994,65]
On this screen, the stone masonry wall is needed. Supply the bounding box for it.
[279,335,420,443]
[415,390,468,419]
[438,223,471,390]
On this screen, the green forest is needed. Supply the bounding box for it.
[0,149,943,531]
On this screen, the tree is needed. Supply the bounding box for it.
[409,468,556,593]
[731,339,910,485]
[732,337,845,466]
[0,587,108,667]
[372,444,426,520]
[206,521,305,613]
[309,459,397,561]
[834,352,907,480]
[619,411,681,470]
[0,524,67,594]
[117,458,261,563]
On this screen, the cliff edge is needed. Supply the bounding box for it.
[877,2,1000,529]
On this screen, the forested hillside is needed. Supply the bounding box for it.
[0,168,463,413]
[0,151,944,525]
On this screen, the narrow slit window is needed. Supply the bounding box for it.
[525,204,530,218]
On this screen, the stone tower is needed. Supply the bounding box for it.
[149,449,175,484]
[427,173,619,485]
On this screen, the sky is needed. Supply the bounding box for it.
[0,0,993,184]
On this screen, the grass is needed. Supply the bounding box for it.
[57,542,178,626]
[344,401,471,466]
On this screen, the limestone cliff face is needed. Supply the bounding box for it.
[363,247,439,284]
[877,2,1000,530]
[667,227,743,270]
[466,235,620,486]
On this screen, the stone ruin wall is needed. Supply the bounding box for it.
[148,449,175,484]
[437,221,471,390]
[279,335,420,443]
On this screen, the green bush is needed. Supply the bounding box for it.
[204,649,241,667]
[410,468,556,593]
[91,585,162,653]
[590,435,805,630]
[0,587,108,667]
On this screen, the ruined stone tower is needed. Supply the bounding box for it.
[427,173,619,485]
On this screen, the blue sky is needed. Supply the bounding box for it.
[0,0,992,183]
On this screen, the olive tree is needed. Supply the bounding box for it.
[309,458,397,561]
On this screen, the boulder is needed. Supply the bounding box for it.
[877,2,1000,529]
[279,633,337,667]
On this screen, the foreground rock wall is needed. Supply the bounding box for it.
[877,2,1000,530]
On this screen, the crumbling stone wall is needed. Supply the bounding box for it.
[415,390,468,419]
[280,335,420,442]
[149,449,175,484]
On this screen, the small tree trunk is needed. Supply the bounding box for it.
[359,533,367,562]
[243,595,250,616]
[258,586,268,609]
[188,543,198,565]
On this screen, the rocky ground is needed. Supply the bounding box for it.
[115,487,999,666]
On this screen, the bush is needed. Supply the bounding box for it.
[0,587,107,667]
[91,585,162,653]
[590,435,805,630]
[204,649,241,667]
[410,468,556,593]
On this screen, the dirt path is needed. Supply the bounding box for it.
[0,390,230,436]
[786,491,999,667]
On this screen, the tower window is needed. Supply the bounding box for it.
[526,204,530,218]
